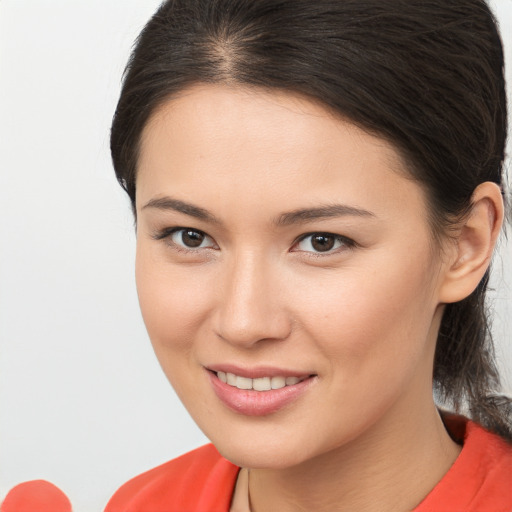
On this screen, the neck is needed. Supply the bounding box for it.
[248,396,461,512]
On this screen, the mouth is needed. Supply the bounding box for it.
[215,371,309,391]
[206,367,317,416]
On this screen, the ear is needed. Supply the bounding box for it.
[439,182,504,304]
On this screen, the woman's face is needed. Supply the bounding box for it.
[135,84,450,469]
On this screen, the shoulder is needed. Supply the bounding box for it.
[104,444,240,512]
[415,415,512,511]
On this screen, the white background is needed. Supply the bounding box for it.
[0,2,511,511]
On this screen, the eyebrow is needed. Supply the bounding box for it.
[142,196,375,226]
[142,197,221,224]
[275,204,375,226]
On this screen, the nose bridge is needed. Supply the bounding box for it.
[215,248,290,347]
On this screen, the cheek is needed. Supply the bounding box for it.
[297,254,439,375]
[135,245,211,355]
[135,246,219,405]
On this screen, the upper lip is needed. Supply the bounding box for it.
[206,364,314,379]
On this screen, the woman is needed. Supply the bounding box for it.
[103,0,512,511]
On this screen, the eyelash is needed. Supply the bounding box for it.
[152,227,357,256]
[152,227,217,253]
[293,232,357,256]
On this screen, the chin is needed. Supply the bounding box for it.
[209,430,320,470]
[219,446,306,470]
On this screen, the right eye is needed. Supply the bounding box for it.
[154,227,218,252]
[169,228,216,250]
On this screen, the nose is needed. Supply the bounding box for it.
[213,251,292,348]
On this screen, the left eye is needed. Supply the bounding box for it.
[169,228,215,249]
[294,233,351,253]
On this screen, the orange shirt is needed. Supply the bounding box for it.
[104,444,238,512]
[104,417,512,512]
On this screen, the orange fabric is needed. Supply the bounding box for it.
[104,418,512,512]
[1,480,72,512]
[104,444,239,512]
[415,417,512,511]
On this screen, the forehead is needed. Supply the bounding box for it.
[140,83,401,168]
[136,84,426,224]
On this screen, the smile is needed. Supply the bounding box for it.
[207,368,317,416]
[216,371,306,391]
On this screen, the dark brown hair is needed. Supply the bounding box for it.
[111,0,511,439]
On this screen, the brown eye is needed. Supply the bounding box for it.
[294,232,353,254]
[311,234,335,252]
[181,230,204,247]
[169,228,214,249]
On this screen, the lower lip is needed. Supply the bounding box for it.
[208,371,316,416]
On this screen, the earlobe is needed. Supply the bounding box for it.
[439,182,504,304]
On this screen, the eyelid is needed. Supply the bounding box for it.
[152,226,218,251]
[291,232,357,255]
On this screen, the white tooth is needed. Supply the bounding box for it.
[285,376,300,386]
[217,371,227,383]
[253,377,271,391]
[227,373,237,386]
[271,376,286,389]
[236,376,253,390]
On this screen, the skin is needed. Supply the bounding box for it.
[134,84,503,511]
